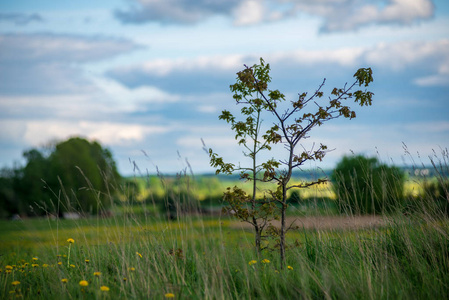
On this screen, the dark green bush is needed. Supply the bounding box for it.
[332,155,405,214]
[421,180,449,216]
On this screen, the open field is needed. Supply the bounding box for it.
[1,210,448,299]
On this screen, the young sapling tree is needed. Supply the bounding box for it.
[210,58,374,268]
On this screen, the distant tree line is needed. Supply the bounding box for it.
[0,137,121,218]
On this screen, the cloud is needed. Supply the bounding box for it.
[0,33,140,63]
[11,119,169,147]
[362,39,449,87]
[0,33,141,95]
[114,0,294,26]
[106,54,250,94]
[115,0,240,25]
[0,12,44,26]
[114,0,435,31]
[291,0,435,32]
[107,38,449,94]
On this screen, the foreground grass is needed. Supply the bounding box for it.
[1,211,448,299]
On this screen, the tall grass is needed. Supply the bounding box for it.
[1,152,448,299]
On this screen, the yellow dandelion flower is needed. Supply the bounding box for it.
[123,277,127,282]
[32,264,39,268]
[70,264,75,268]
[85,259,90,263]
[287,265,293,270]
[100,286,110,292]
[42,264,49,268]
[32,257,38,261]
[248,260,257,266]
[5,270,11,274]
[128,267,135,271]
[136,252,142,258]
[6,265,13,270]
[261,259,270,264]
[67,238,75,244]
[57,262,62,266]
[61,278,68,283]
[165,293,175,298]
[94,272,101,277]
[11,281,20,286]
[79,280,89,287]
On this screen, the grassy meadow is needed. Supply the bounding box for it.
[1,172,448,299]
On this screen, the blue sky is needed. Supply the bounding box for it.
[0,0,448,175]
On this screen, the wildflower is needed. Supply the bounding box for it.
[248,260,257,266]
[70,264,75,268]
[94,272,101,277]
[128,267,135,271]
[57,262,62,266]
[100,286,110,292]
[32,264,39,268]
[67,238,75,244]
[85,259,90,263]
[32,257,38,261]
[42,264,49,268]
[261,259,270,264]
[5,270,11,274]
[123,278,127,282]
[136,252,142,258]
[79,280,89,287]
[165,293,175,298]
[61,278,68,283]
[287,265,293,270]
[11,281,20,286]
[6,265,13,270]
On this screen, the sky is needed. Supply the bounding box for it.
[0,0,448,176]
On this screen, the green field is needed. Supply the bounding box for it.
[1,208,448,299]
[1,171,448,299]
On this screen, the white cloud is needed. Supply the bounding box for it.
[197,105,218,114]
[363,39,449,70]
[108,38,449,93]
[0,33,140,63]
[113,0,435,31]
[293,0,435,32]
[233,0,266,26]
[21,120,169,146]
[414,75,449,87]
[0,33,140,95]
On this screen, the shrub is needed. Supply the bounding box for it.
[332,155,405,214]
[421,179,449,216]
